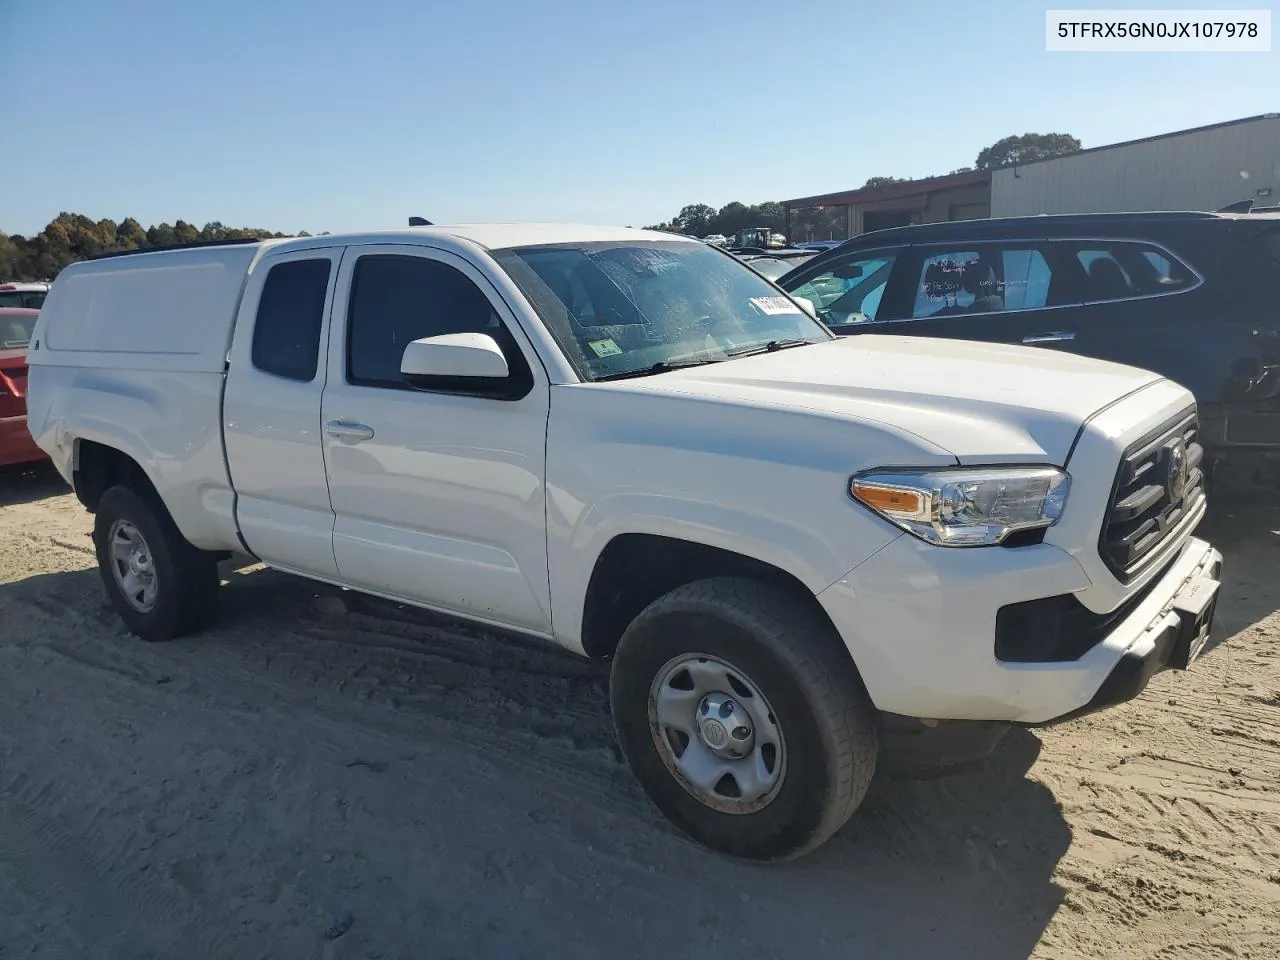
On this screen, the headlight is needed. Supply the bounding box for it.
[849,467,1070,546]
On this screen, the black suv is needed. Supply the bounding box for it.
[778,211,1280,491]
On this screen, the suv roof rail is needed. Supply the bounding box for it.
[87,236,267,262]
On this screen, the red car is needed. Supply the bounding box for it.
[0,307,47,467]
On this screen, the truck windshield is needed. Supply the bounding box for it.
[491,240,831,381]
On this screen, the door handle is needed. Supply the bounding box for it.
[325,420,375,443]
[1022,331,1076,344]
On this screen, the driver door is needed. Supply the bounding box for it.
[319,245,554,635]
[784,246,911,333]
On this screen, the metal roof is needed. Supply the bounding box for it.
[783,170,989,210]
[782,114,1280,210]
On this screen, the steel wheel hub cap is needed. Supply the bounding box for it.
[108,520,158,614]
[697,693,754,758]
[648,654,785,814]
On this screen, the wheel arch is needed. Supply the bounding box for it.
[579,533,851,666]
[73,436,163,513]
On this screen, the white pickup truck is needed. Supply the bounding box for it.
[27,224,1223,861]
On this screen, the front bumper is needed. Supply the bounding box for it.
[817,532,1223,725]
[0,414,47,467]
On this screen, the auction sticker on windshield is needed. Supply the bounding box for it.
[588,338,623,358]
[749,296,802,316]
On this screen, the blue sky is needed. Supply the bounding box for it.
[2,0,1276,236]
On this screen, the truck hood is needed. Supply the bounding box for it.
[613,335,1164,464]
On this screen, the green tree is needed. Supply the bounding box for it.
[862,176,905,190]
[672,203,716,236]
[0,233,21,279]
[749,201,785,231]
[116,218,147,249]
[0,213,306,281]
[975,133,1081,170]
[172,220,201,244]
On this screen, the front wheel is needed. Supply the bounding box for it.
[93,486,219,642]
[609,577,877,861]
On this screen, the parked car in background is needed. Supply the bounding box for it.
[0,282,51,309]
[794,240,844,252]
[741,253,813,280]
[702,234,729,246]
[30,225,1223,861]
[0,307,47,467]
[779,210,1280,491]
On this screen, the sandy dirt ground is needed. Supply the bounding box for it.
[1,464,1277,960]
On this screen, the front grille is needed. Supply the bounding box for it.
[1099,409,1204,582]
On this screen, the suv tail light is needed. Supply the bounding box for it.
[0,366,27,417]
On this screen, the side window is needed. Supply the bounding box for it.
[347,255,526,393]
[1000,248,1052,311]
[1072,242,1197,302]
[911,245,1057,319]
[251,258,332,382]
[787,250,899,326]
[913,250,981,317]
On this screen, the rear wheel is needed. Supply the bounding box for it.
[610,577,877,860]
[93,486,219,641]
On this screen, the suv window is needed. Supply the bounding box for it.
[1,312,36,348]
[786,250,899,327]
[0,291,46,309]
[251,259,332,382]
[1070,241,1197,301]
[347,255,525,392]
[1001,248,1053,311]
[911,245,1056,319]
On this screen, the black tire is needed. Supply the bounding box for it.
[93,485,220,642]
[609,576,877,861]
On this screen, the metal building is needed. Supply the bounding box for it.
[782,171,991,243]
[990,114,1280,218]
[782,114,1280,242]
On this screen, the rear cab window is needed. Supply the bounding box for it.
[251,259,333,381]
[1,313,37,348]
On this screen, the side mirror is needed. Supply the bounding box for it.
[400,332,509,383]
[793,295,818,319]
[832,262,864,280]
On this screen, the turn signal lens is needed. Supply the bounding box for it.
[849,482,927,519]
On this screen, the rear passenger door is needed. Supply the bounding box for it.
[1031,239,1207,380]
[224,247,342,578]
[883,240,1081,347]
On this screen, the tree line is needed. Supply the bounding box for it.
[0,212,311,281]
[644,132,1081,240]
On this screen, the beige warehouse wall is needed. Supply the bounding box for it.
[991,117,1280,217]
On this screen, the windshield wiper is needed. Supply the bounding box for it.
[594,356,726,381]
[593,339,817,382]
[722,338,817,359]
